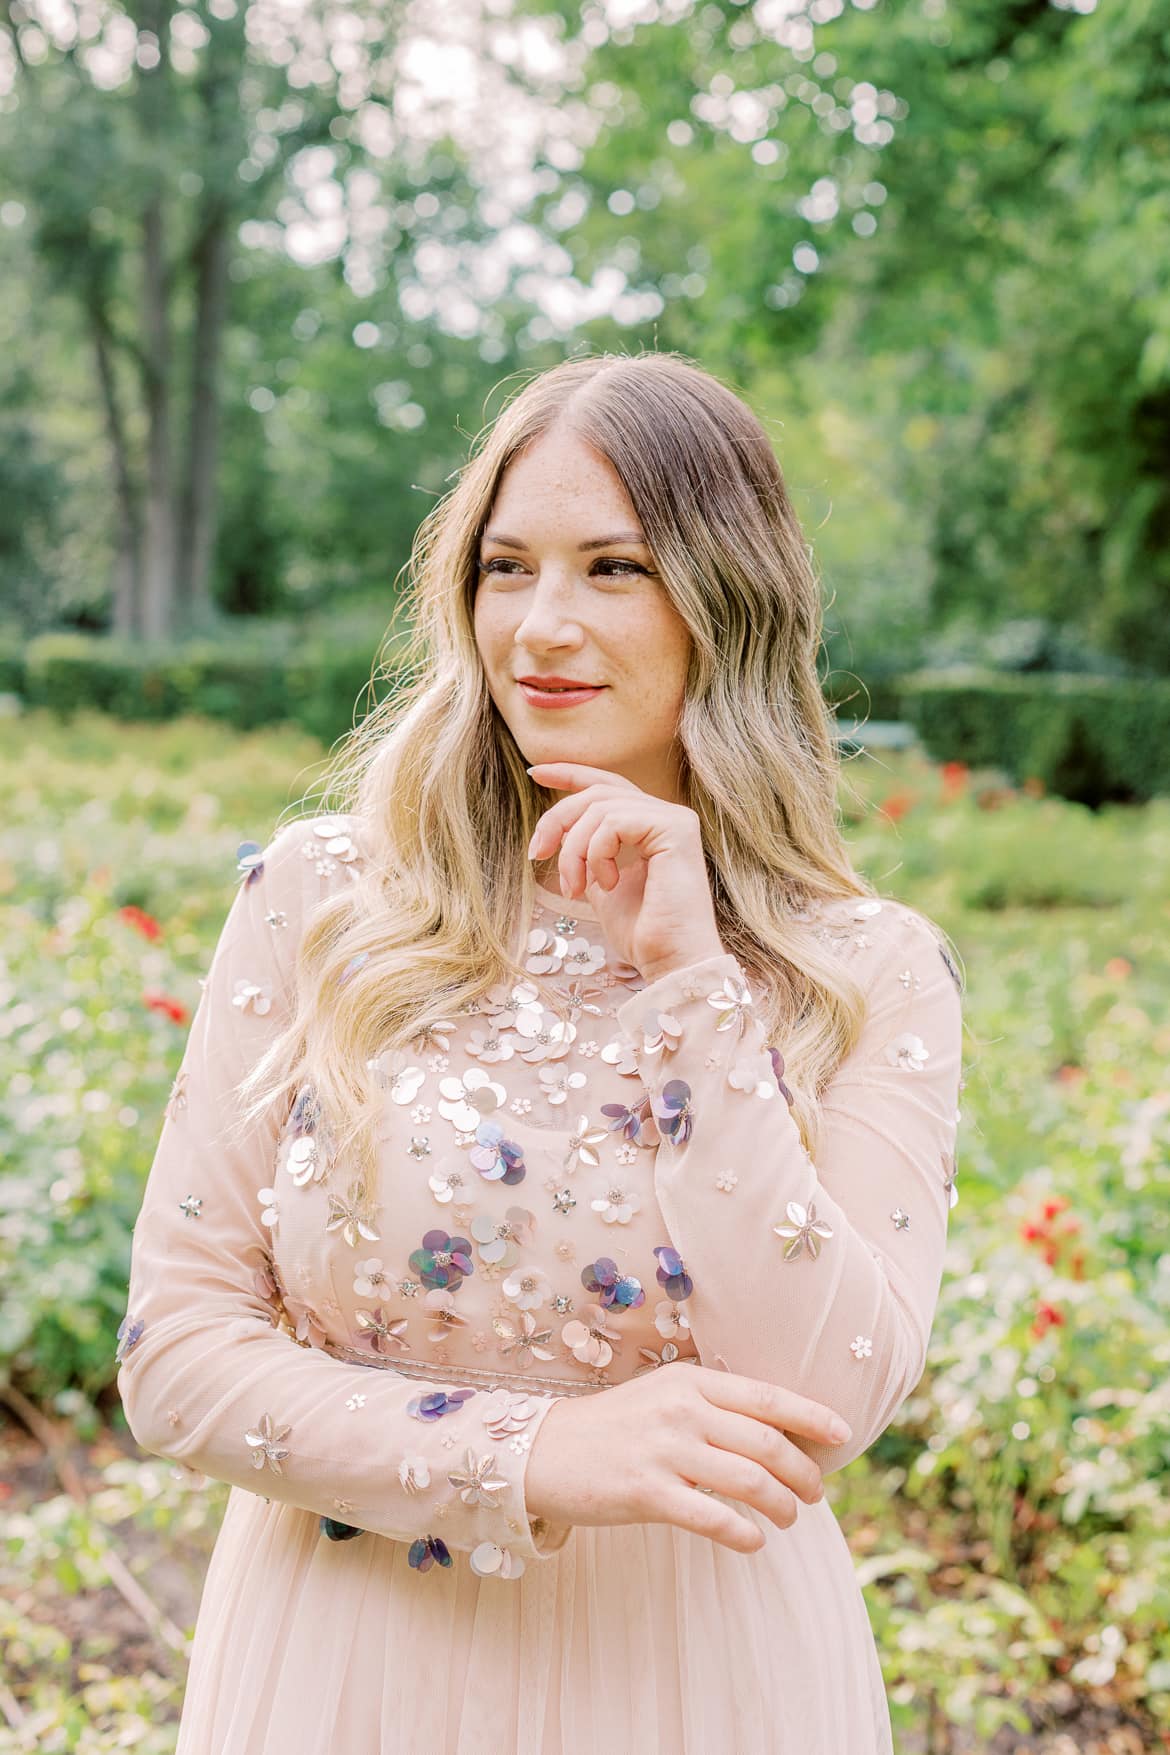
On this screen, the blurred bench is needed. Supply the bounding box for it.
[832,719,918,751]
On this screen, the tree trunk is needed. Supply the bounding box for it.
[177,197,230,631]
[88,298,143,638]
[136,0,177,642]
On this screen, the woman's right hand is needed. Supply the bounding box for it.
[524,1362,852,1554]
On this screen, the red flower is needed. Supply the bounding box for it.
[877,790,918,822]
[142,990,189,1025]
[939,761,968,800]
[1031,1302,1064,1339]
[119,904,163,942]
[1042,1197,1069,1221]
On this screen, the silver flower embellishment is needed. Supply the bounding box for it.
[564,1114,609,1173]
[325,1191,381,1248]
[244,1412,291,1474]
[705,974,755,1038]
[165,1071,188,1122]
[447,1446,510,1509]
[942,1152,959,1209]
[774,1199,834,1261]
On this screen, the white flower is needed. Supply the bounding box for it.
[399,1454,431,1492]
[885,1032,929,1071]
[232,978,272,1016]
[539,1065,588,1107]
[501,1264,553,1310]
[428,1161,469,1204]
[728,1049,780,1098]
[590,1180,642,1225]
[437,1067,506,1132]
[285,1136,320,1186]
[715,1170,738,1192]
[345,1393,368,1410]
[850,1334,873,1360]
[654,1298,691,1340]
[353,1257,392,1298]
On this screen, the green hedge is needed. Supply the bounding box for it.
[12,632,400,746]
[899,667,1170,804]
[3,637,1167,803]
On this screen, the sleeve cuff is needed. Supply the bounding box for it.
[615,952,747,1043]
[513,1391,574,1564]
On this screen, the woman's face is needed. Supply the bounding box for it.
[473,426,693,839]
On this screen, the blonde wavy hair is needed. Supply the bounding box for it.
[233,347,961,1216]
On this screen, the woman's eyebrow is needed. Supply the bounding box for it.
[480,530,649,551]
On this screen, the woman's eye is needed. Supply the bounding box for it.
[476,558,646,577]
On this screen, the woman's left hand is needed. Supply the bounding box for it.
[526,762,725,982]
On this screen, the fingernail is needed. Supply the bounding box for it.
[830,1419,852,1443]
[526,835,537,857]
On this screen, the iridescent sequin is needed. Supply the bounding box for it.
[766,1047,795,1105]
[407,1388,476,1422]
[115,1314,144,1362]
[236,841,264,885]
[410,1229,474,1290]
[408,1534,453,1572]
[320,1515,364,1542]
[581,1256,645,1310]
[652,1079,694,1146]
[469,1120,527,1185]
[653,1245,693,1301]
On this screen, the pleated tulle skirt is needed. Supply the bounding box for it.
[174,1485,894,1755]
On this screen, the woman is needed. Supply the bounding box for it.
[117,349,964,1753]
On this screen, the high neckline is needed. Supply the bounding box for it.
[533,879,597,921]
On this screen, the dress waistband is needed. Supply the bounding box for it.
[322,1340,609,1398]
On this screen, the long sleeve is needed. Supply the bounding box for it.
[116,816,571,1578]
[613,899,962,1480]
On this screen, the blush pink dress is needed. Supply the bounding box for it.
[116,813,963,1754]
